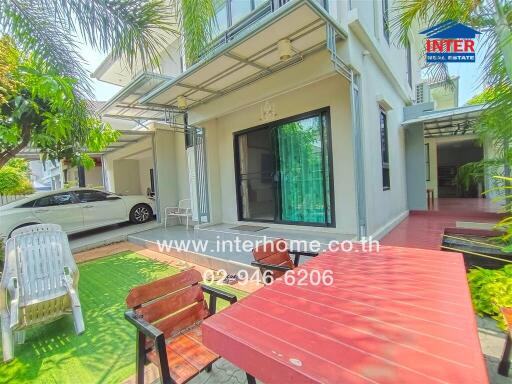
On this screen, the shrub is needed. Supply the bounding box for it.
[467,265,512,330]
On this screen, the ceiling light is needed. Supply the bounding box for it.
[177,95,187,110]
[278,39,294,61]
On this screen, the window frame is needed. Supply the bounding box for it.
[406,38,412,88]
[75,190,110,203]
[233,107,336,227]
[382,0,390,44]
[17,200,36,208]
[34,191,78,207]
[425,143,430,181]
[379,108,391,191]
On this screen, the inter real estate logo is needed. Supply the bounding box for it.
[420,20,480,63]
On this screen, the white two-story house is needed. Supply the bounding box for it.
[93,0,422,240]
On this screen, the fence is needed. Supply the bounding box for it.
[0,194,29,206]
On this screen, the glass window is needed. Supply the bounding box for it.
[380,109,390,190]
[231,0,252,24]
[382,0,390,43]
[213,0,228,34]
[35,192,76,207]
[17,200,36,208]
[75,190,109,203]
[406,39,412,88]
[235,110,334,226]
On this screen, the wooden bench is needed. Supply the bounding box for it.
[251,238,318,283]
[125,270,238,384]
[499,307,512,377]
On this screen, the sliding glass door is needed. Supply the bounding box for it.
[235,109,334,227]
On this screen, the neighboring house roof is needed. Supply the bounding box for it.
[420,20,481,39]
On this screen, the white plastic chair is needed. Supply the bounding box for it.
[0,224,84,362]
[10,223,62,237]
[164,199,192,229]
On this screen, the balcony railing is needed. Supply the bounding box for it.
[191,0,273,65]
[190,0,330,66]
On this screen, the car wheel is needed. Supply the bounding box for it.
[129,204,152,224]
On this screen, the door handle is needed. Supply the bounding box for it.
[84,205,94,208]
[35,209,48,213]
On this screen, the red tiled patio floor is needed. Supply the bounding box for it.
[381,198,503,250]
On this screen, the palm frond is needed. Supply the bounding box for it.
[391,0,482,46]
[0,0,92,96]
[177,0,217,64]
[39,0,179,70]
[0,0,182,93]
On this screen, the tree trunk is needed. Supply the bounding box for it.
[0,122,31,169]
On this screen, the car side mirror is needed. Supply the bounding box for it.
[106,195,121,200]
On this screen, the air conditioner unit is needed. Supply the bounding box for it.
[415,83,430,104]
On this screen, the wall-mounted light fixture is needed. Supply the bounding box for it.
[177,95,187,110]
[277,39,294,61]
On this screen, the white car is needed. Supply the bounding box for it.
[0,188,155,239]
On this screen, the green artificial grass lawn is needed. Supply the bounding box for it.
[0,251,247,384]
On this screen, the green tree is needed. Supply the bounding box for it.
[393,0,512,91]
[0,0,219,93]
[0,158,33,195]
[0,36,120,169]
[0,0,179,96]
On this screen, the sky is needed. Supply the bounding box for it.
[80,36,486,106]
[77,42,121,102]
[446,32,487,106]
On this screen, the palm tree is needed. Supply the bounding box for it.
[0,0,217,96]
[392,0,511,111]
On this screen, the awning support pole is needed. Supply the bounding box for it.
[326,23,368,239]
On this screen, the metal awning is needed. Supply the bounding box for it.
[402,104,487,138]
[99,72,173,122]
[142,0,347,109]
[100,0,348,120]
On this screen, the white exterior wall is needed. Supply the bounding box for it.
[357,51,409,237]
[342,1,420,237]
[136,156,153,194]
[193,74,356,235]
[152,125,191,221]
[103,137,153,193]
[94,0,423,237]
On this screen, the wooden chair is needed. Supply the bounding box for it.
[498,307,512,377]
[125,269,238,384]
[251,238,318,282]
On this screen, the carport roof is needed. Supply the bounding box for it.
[99,72,172,122]
[100,0,348,120]
[402,104,488,138]
[17,129,153,160]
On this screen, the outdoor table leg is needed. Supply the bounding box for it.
[498,333,511,376]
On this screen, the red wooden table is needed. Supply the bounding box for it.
[202,245,489,384]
